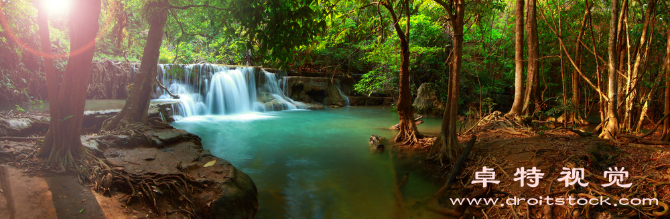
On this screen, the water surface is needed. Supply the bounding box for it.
[172,106,446,219]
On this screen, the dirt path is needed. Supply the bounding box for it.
[0,164,144,219]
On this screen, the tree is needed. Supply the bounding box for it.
[37,0,102,167]
[600,0,619,139]
[102,1,168,130]
[364,0,422,145]
[522,0,539,116]
[430,0,464,163]
[506,0,524,118]
[568,2,592,124]
[663,6,670,141]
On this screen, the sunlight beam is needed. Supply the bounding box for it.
[43,0,71,16]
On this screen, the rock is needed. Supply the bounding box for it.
[87,61,137,99]
[412,83,446,117]
[301,103,325,110]
[143,129,201,148]
[348,96,392,106]
[211,166,259,219]
[324,83,345,107]
[0,116,50,137]
[368,135,385,153]
[82,110,119,131]
[285,76,350,107]
[105,139,258,219]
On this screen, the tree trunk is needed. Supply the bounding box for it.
[102,3,168,131]
[569,3,591,124]
[506,0,524,119]
[39,0,102,167]
[384,0,422,145]
[523,0,539,116]
[624,0,655,131]
[663,10,670,141]
[600,0,619,139]
[430,0,464,164]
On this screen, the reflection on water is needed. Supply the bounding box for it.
[171,107,447,218]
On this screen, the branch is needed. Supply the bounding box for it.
[433,0,455,22]
[155,77,180,99]
[169,9,211,39]
[538,6,609,102]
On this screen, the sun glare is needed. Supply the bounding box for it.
[44,0,71,15]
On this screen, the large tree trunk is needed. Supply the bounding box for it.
[38,0,102,167]
[506,0,524,119]
[663,10,670,141]
[523,0,539,116]
[430,0,464,164]
[600,0,619,139]
[102,3,168,131]
[384,0,422,145]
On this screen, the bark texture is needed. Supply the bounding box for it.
[663,9,670,141]
[507,0,524,119]
[102,3,168,131]
[523,0,539,116]
[600,0,619,139]
[384,0,423,145]
[431,0,464,164]
[39,0,102,165]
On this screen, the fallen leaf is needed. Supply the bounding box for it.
[203,160,216,167]
[79,208,84,214]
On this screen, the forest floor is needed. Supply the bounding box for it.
[0,141,156,219]
[413,113,670,218]
[0,110,256,219]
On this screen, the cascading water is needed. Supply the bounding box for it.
[156,64,303,119]
[336,86,350,107]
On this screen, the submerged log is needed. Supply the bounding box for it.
[369,135,385,153]
[433,135,477,198]
[390,115,424,130]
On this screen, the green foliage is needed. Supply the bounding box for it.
[15,105,25,112]
[158,44,175,64]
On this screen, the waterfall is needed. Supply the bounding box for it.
[155,64,303,119]
[336,86,350,107]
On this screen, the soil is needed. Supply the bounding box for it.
[0,141,155,219]
[0,110,258,219]
[414,115,670,218]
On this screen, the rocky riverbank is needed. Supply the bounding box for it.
[0,107,259,218]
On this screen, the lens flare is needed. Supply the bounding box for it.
[44,0,71,15]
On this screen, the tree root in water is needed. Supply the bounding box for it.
[390,115,424,130]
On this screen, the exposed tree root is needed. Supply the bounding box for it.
[619,134,670,145]
[390,115,424,130]
[561,127,592,137]
[431,135,476,198]
[84,155,216,218]
[393,120,423,146]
